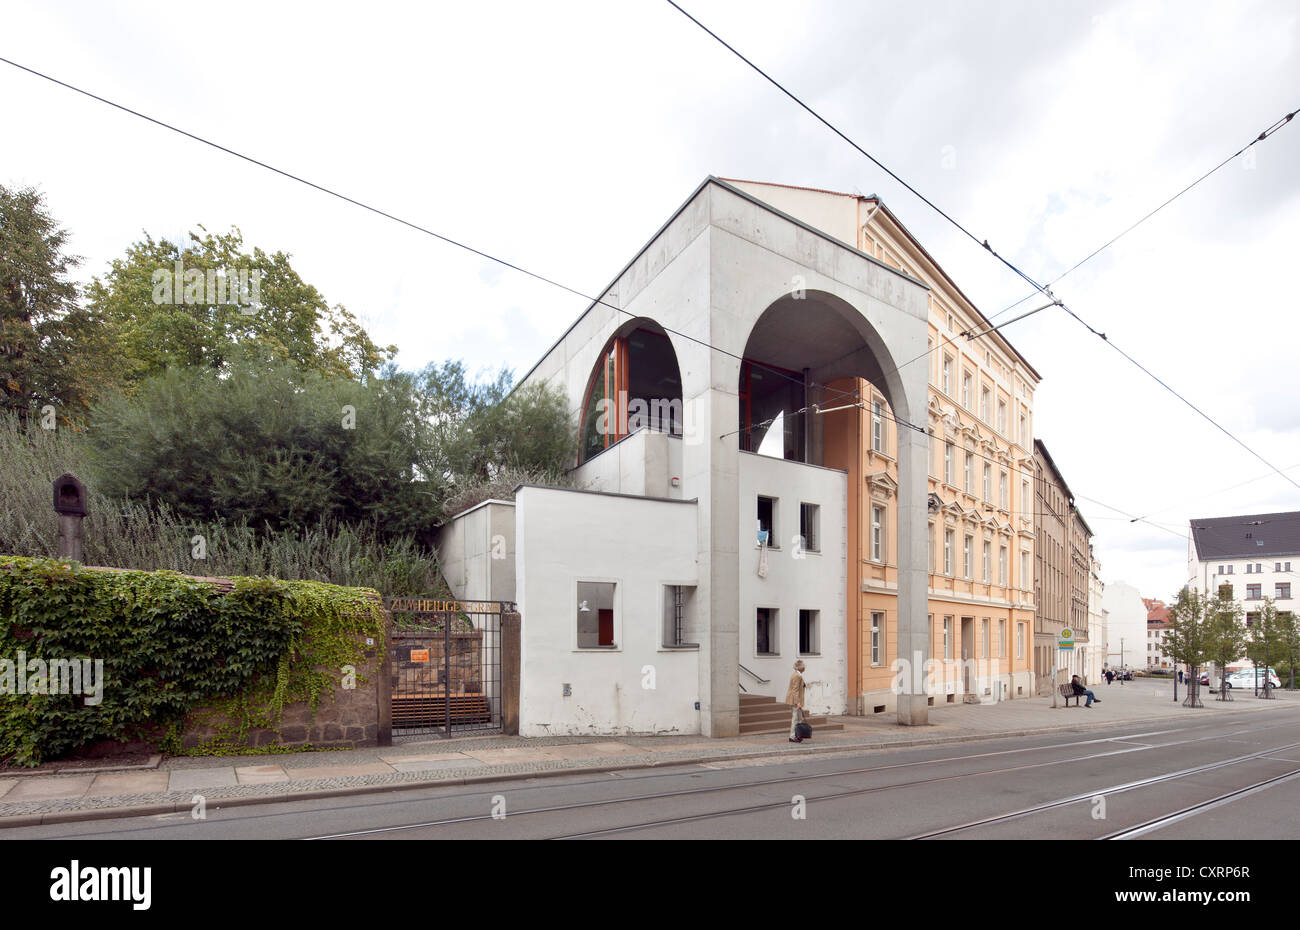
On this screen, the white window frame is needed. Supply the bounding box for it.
[871,611,884,666]
[871,505,886,563]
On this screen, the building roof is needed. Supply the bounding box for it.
[1190,510,1300,560]
[1033,439,1095,538]
[1144,598,1170,624]
[720,177,1042,382]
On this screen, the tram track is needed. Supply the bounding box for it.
[304,719,1300,840]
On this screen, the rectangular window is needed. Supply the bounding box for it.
[982,540,991,582]
[962,371,972,408]
[1016,622,1025,659]
[1246,564,1253,574]
[1256,563,1263,572]
[964,535,973,578]
[871,400,884,451]
[1219,565,1226,574]
[871,505,885,562]
[982,619,990,658]
[981,386,990,422]
[799,502,820,553]
[1219,583,1234,598]
[1021,550,1030,588]
[1247,584,1262,600]
[577,581,617,648]
[965,453,973,491]
[1019,413,1027,446]
[798,609,819,655]
[1227,565,1234,574]
[756,607,778,655]
[983,465,992,502]
[871,611,884,666]
[998,618,1006,658]
[662,585,697,647]
[999,545,1008,585]
[999,471,1008,510]
[944,443,953,485]
[1022,478,1031,518]
[997,400,1006,434]
[757,496,778,548]
[929,522,936,572]
[942,355,952,395]
[1276,563,1282,572]
[944,530,954,575]
[944,616,954,660]
[1278,583,1292,600]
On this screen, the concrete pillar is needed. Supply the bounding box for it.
[501,611,521,735]
[895,422,930,725]
[704,388,741,737]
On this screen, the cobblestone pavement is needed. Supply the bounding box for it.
[4,679,1297,825]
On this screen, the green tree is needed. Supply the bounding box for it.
[1246,597,1285,697]
[1165,586,1213,676]
[88,360,439,541]
[84,226,395,385]
[417,361,575,513]
[1205,590,1249,700]
[1279,610,1300,690]
[0,184,122,425]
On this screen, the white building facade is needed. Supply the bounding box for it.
[440,178,937,736]
[1187,510,1300,673]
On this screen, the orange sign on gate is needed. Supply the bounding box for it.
[409,649,429,663]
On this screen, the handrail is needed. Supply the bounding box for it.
[739,663,770,685]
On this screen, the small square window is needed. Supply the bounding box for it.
[799,609,820,655]
[577,581,616,648]
[756,607,779,656]
[663,585,697,647]
[800,503,820,553]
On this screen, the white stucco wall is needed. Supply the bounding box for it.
[516,485,701,736]
[1101,580,1147,669]
[437,500,517,603]
[737,452,848,715]
[571,428,683,499]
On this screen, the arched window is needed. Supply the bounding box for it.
[578,323,682,463]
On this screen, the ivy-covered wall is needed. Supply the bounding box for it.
[0,556,386,766]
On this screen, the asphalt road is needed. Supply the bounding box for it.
[10,708,1300,840]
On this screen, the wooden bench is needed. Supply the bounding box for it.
[1059,683,1086,707]
[392,694,491,727]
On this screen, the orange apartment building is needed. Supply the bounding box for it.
[728,180,1041,713]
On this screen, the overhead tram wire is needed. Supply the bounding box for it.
[0,54,887,429]
[982,106,1299,327]
[664,3,1300,492]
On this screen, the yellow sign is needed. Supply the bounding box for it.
[387,598,503,614]
[409,649,429,663]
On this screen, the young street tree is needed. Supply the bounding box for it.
[1165,586,1213,706]
[1205,587,1249,700]
[1246,596,1285,699]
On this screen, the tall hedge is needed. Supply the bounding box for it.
[0,556,384,766]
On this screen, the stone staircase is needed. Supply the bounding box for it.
[739,693,844,735]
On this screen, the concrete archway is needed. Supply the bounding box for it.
[736,289,931,725]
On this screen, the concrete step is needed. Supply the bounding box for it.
[739,716,843,735]
[739,693,778,705]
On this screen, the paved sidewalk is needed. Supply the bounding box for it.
[3,678,1297,826]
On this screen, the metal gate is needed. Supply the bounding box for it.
[385,597,508,740]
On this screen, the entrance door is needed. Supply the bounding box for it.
[961,617,974,694]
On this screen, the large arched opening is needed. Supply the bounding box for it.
[578,318,683,464]
[738,290,923,720]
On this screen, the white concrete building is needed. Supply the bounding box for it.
[1100,580,1147,672]
[439,177,936,737]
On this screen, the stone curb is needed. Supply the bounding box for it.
[3,702,1291,828]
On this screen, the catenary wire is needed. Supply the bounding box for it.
[663,2,1300,492]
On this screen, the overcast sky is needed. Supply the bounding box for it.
[4,0,1298,602]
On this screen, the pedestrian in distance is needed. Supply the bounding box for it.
[1071,674,1101,708]
[1105,669,1113,685]
[1178,669,1184,685]
[787,659,808,742]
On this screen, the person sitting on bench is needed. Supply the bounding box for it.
[1071,674,1100,708]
